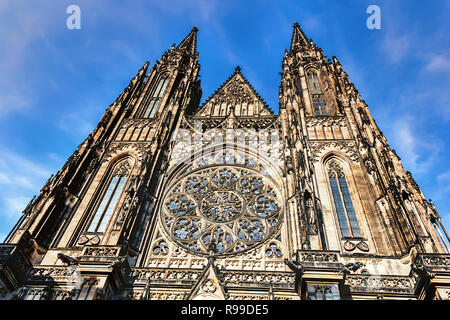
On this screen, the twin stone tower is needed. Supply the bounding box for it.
[1,24,450,300]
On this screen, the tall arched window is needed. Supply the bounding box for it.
[87,160,131,233]
[328,161,361,238]
[141,76,170,118]
[307,71,327,116]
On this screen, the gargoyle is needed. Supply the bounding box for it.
[57,253,79,266]
[284,258,304,275]
[340,262,364,276]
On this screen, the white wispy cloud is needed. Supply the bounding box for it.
[0,172,11,184]
[302,15,326,35]
[391,115,440,174]
[0,148,52,222]
[151,0,222,23]
[438,170,450,182]
[110,40,140,64]
[0,1,60,117]
[382,33,410,63]
[0,91,34,117]
[0,149,51,180]
[4,197,30,219]
[426,54,450,72]
[430,171,450,220]
[57,111,96,137]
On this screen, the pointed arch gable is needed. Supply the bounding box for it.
[311,141,360,163]
[194,69,274,118]
[103,144,145,172]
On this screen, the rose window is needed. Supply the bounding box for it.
[161,166,283,256]
[201,191,244,222]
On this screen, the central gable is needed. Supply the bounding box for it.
[195,66,274,118]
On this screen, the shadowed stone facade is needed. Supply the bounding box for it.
[1,24,449,300]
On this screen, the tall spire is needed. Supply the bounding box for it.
[290,22,309,52]
[176,26,198,56]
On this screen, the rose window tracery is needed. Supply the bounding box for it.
[161,166,283,256]
[201,191,243,222]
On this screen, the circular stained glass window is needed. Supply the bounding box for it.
[161,166,283,257]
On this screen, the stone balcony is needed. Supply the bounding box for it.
[291,250,450,299]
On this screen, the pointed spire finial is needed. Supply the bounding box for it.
[290,22,309,52]
[234,65,241,73]
[177,26,198,56]
[136,60,150,78]
[142,61,150,71]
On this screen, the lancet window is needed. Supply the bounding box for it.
[328,161,361,238]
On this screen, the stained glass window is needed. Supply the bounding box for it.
[142,77,170,118]
[328,161,361,238]
[307,71,327,115]
[312,96,327,115]
[87,161,130,233]
[308,72,322,94]
[162,166,283,257]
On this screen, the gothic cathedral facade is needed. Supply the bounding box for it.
[1,24,450,300]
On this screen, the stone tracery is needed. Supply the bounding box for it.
[161,166,283,257]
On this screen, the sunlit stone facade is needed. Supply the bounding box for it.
[1,24,449,300]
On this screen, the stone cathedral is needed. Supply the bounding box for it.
[1,24,450,301]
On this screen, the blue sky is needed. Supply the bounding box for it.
[0,0,449,242]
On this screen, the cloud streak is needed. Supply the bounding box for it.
[0,148,51,221]
[426,54,450,72]
[382,33,410,63]
[390,115,441,175]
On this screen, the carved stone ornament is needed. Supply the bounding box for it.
[356,241,369,252]
[216,77,256,106]
[103,142,148,165]
[344,240,356,251]
[343,240,369,252]
[306,116,348,128]
[77,234,101,246]
[201,279,217,293]
[310,141,360,163]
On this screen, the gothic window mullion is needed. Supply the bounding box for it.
[141,77,169,118]
[142,100,155,118]
[335,173,355,238]
[338,176,362,238]
[87,162,130,233]
[319,96,326,115]
[97,176,127,232]
[158,78,170,97]
[88,175,120,233]
[92,176,121,233]
[153,77,165,97]
[330,172,352,238]
[307,71,327,116]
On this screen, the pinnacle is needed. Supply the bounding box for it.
[290,21,309,52]
[177,26,198,56]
